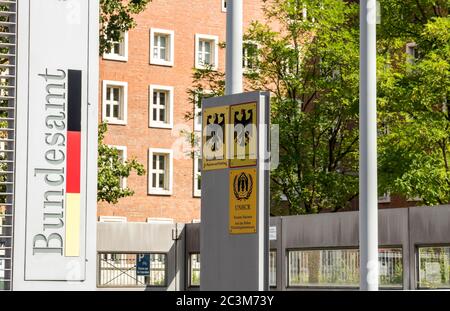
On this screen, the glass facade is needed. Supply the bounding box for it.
[418,246,450,289]
[189,253,201,287]
[288,248,403,288]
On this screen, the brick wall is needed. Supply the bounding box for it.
[98,0,265,223]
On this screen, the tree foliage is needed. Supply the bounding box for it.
[99,0,151,54]
[188,0,450,214]
[377,0,450,205]
[97,123,146,204]
[189,0,361,214]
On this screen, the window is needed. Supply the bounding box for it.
[406,42,418,63]
[102,80,128,125]
[269,250,277,287]
[149,85,174,129]
[221,0,227,12]
[193,153,202,197]
[108,145,127,188]
[287,248,403,288]
[149,253,167,286]
[148,148,173,195]
[195,34,219,70]
[243,41,259,72]
[103,31,128,62]
[194,91,213,132]
[150,28,174,66]
[98,253,167,287]
[418,246,450,289]
[189,253,201,287]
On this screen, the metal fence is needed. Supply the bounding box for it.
[98,253,167,288]
[0,0,16,292]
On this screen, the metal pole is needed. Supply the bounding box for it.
[225,0,243,95]
[359,0,379,291]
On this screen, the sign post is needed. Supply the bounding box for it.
[13,0,98,290]
[359,0,379,291]
[200,91,270,291]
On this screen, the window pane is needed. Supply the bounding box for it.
[269,251,277,287]
[190,254,201,286]
[204,53,211,65]
[113,105,119,118]
[152,155,157,170]
[113,88,120,101]
[204,41,211,54]
[159,35,166,48]
[106,104,111,117]
[159,108,166,123]
[287,248,403,288]
[418,246,450,289]
[159,92,166,106]
[149,254,166,286]
[152,173,156,188]
[158,173,164,189]
[159,155,165,169]
[160,47,167,60]
[107,87,112,100]
[197,159,202,174]
[113,42,120,55]
[153,108,157,121]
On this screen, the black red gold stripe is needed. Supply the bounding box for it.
[65,70,82,257]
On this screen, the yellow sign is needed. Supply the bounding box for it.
[202,106,229,171]
[230,102,257,167]
[229,168,257,234]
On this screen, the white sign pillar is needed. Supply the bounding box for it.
[13,0,99,290]
[359,0,379,291]
[225,0,243,95]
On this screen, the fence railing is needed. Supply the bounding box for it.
[0,0,16,292]
[97,253,167,288]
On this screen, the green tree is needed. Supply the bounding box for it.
[100,0,151,54]
[97,123,145,204]
[377,0,450,205]
[188,0,361,215]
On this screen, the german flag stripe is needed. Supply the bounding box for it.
[65,69,82,257]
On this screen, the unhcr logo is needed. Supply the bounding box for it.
[233,172,253,201]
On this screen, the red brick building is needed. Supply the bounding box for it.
[98,0,265,223]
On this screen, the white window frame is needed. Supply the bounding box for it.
[108,145,128,189]
[243,40,260,73]
[99,216,127,223]
[195,34,219,70]
[221,0,227,12]
[102,80,128,125]
[193,152,202,198]
[148,148,173,196]
[150,28,175,67]
[147,218,175,224]
[103,31,129,62]
[194,90,213,132]
[149,85,174,129]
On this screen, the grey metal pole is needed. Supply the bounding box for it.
[359,0,379,291]
[225,0,243,95]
